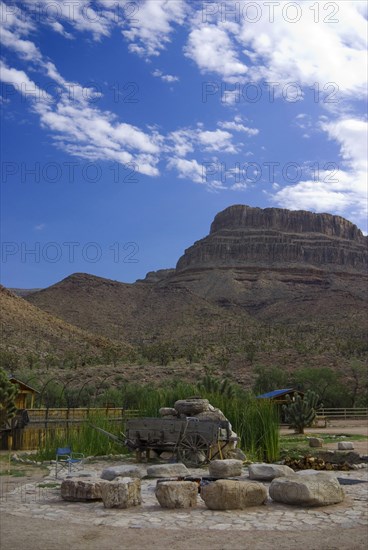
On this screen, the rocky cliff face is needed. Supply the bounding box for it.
[176,205,367,274]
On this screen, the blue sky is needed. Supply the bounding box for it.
[1,0,367,288]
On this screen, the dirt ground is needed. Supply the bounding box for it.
[1,513,368,550]
[1,419,367,550]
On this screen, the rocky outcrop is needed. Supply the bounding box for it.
[176,205,367,274]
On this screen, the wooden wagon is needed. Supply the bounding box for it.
[124,416,235,465]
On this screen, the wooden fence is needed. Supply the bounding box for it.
[317,408,368,420]
[27,407,140,425]
[3,408,140,451]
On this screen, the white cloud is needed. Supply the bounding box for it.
[122,0,188,56]
[34,223,45,231]
[21,0,113,40]
[152,69,179,83]
[184,1,367,98]
[168,125,239,156]
[185,24,248,79]
[218,118,259,136]
[0,57,163,176]
[197,129,237,153]
[0,62,49,101]
[167,157,204,184]
[273,117,368,227]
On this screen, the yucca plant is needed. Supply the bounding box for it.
[283,390,319,434]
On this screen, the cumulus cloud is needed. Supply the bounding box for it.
[218,116,259,136]
[152,69,179,83]
[185,24,248,79]
[122,0,188,56]
[273,117,368,226]
[184,1,367,97]
[167,157,204,184]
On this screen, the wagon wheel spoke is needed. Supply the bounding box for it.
[178,434,209,466]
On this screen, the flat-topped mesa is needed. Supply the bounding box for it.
[210,205,365,240]
[176,205,368,274]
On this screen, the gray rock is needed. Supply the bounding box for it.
[338,441,355,450]
[195,409,227,422]
[201,480,267,510]
[225,448,246,461]
[159,407,178,417]
[100,465,143,481]
[309,437,324,448]
[147,463,190,478]
[155,481,198,508]
[100,477,141,509]
[269,474,344,506]
[248,463,294,481]
[61,478,104,501]
[66,471,93,478]
[174,398,210,416]
[209,459,243,478]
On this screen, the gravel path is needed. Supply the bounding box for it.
[1,461,367,550]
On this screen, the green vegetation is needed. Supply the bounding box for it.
[252,363,368,407]
[34,412,127,461]
[0,469,26,477]
[279,432,368,460]
[0,367,18,428]
[283,390,319,434]
[30,376,279,462]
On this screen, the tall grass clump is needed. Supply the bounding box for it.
[236,398,280,462]
[35,412,127,461]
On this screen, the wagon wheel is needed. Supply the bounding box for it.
[178,434,210,466]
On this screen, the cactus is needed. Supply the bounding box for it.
[282,390,319,434]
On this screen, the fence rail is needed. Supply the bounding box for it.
[27,407,140,424]
[317,408,368,419]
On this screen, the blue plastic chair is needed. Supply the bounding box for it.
[55,446,84,478]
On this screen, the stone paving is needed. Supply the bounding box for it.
[1,461,367,532]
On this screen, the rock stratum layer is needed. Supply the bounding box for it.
[176,205,367,274]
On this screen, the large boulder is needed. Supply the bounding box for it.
[269,474,344,506]
[248,463,294,481]
[309,437,324,448]
[174,398,210,416]
[100,465,143,481]
[201,480,267,510]
[100,477,141,509]
[155,481,198,509]
[209,459,243,478]
[147,463,190,478]
[338,441,354,450]
[61,478,103,501]
[159,407,178,417]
